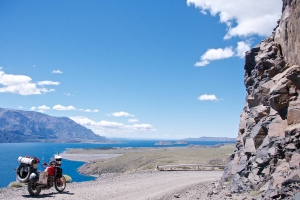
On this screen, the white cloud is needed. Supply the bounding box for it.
[128,119,139,123]
[38,105,50,110]
[201,47,235,60]
[53,104,76,111]
[70,116,156,136]
[37,81,60,86]
[79,109,99,113]
[69,116,97,125]
[63,93,71,96]
[18,106,23,109]
[131,124,154,131]
[195,47,234,67]
[235,41,251,58]
[0,68,58,95]
[98,120,124,128]
[29,105,51,113]
[52,70,63,74]
[111,111,135,117]
[194,60,210,67]
[198,94,218,101]
[187,0,281,39]
[195,41,252,66]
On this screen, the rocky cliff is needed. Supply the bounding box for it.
[222,0,300,199]
[0,108,108,143]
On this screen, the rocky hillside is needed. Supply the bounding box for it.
[222,0,300,199]
[0,108,108,143]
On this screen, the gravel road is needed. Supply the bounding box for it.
[0,171,225,200]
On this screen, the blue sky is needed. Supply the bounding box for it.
[0,0,282,139]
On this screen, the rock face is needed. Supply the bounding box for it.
[0,108,108,143]
[222,0,300,198]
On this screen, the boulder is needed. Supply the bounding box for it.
[237,155,248,173]
[250,123,268,149]
[250,105,270,123]
[268,115,287,137]
[289,153,300,169]
[247,95,261,108]
[244,138,256,154]
[282,169,300,186]
[231,153,239,175]
[286,65,300,89]
[287,99,300,125]
[286,143,296,150]
[254,80,274,105]
[273,176,287,190]
[256,136,270,165]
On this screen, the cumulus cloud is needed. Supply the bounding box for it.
[37,81,60,86]
[29,105,51,112]
[38,105,50,110]
[111,111,135,117]
[98,120,125,128]
[0,68,58,95]
[52,70,63,74]
[128,119,139,123]
[131,124,154,131]
[70,116,156,136]
[79,109,99,113]
[195,41,252,66]
[37,105,51,113]
[198,94,218,101]
[187,0,281,39]
[195,47,235,67]
[236,41,251,58]
[30,107,36,110]
[53,104,76,111]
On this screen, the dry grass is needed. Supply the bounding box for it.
[7,182,26,188]
[73,144,235,175]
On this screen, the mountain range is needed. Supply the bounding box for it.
[0,108,108,143]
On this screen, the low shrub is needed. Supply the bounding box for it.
[8,182,26,188]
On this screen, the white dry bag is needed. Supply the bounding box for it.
[18,156,34,165]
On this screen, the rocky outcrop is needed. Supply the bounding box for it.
[222,0,300,199]
[0,108,108,143]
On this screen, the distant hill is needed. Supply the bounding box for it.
[185,136,236,141]
[0,108,108,143]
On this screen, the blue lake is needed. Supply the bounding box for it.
[0,140,234,188]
